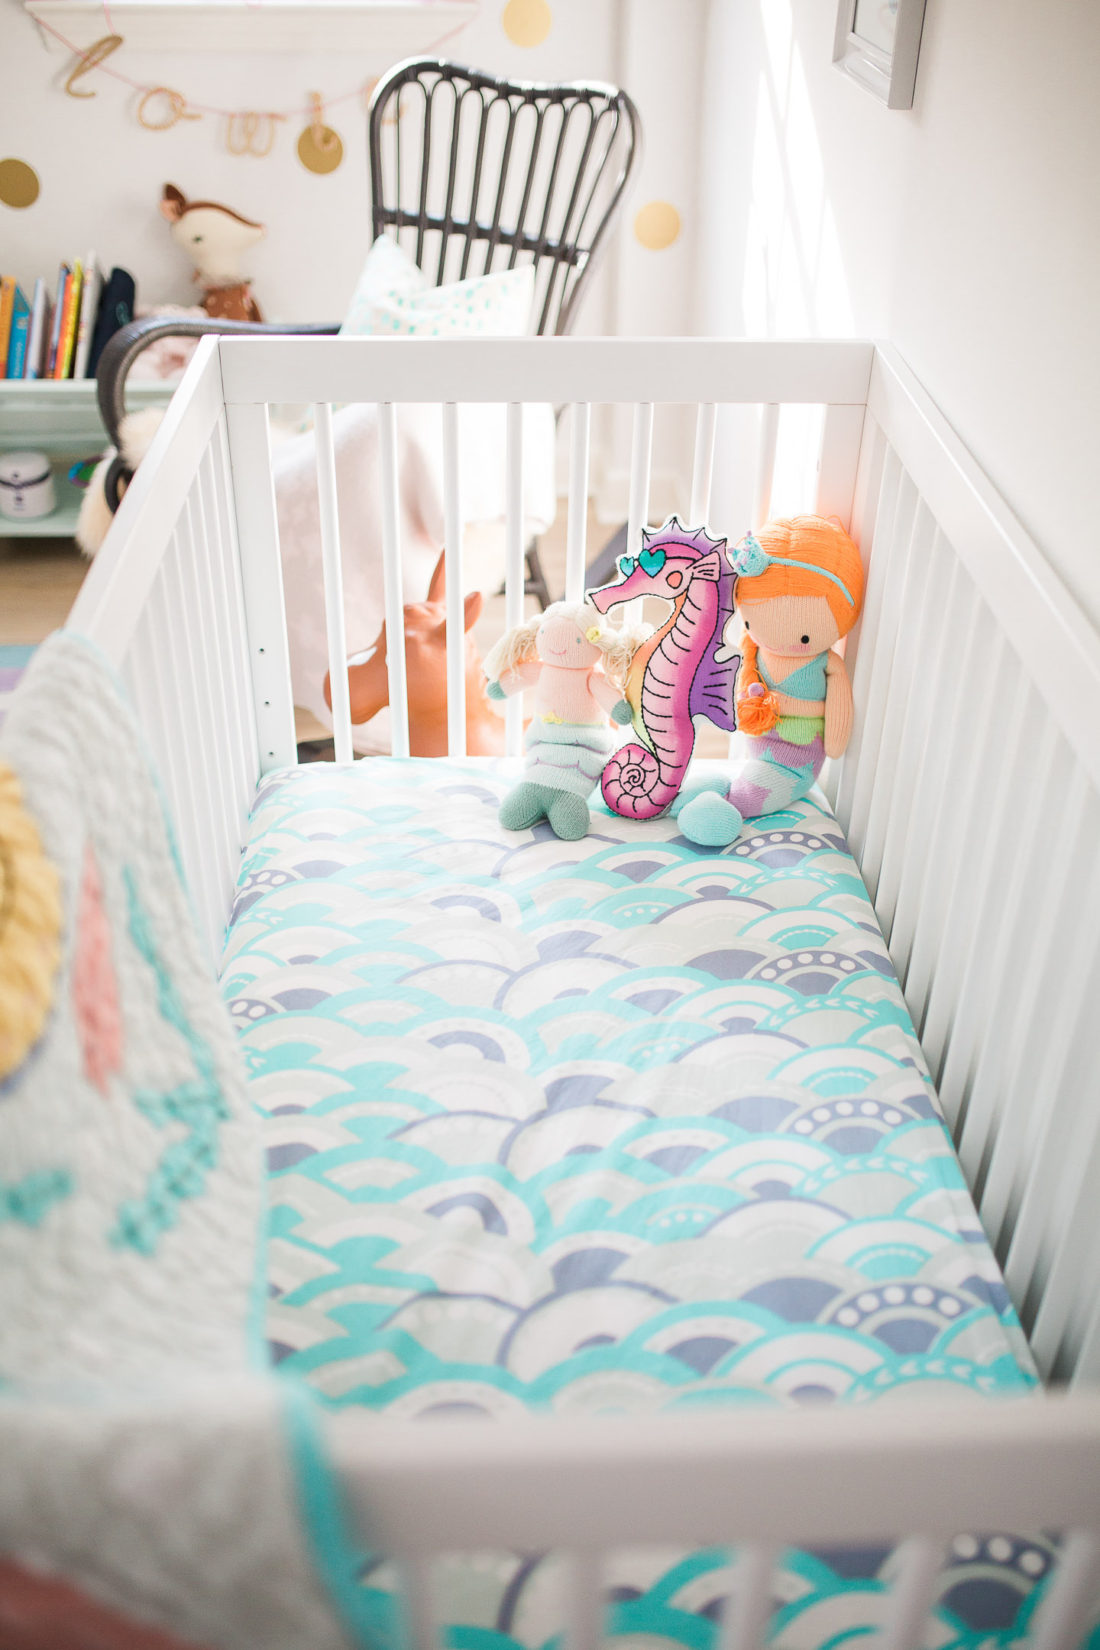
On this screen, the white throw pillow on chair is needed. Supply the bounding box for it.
[340,234,536,338]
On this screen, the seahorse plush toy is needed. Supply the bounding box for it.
[484,602,643,840]
[587,518,738,819]
[675,515,864,847]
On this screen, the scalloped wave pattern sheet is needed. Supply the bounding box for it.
[223,759,1052,1649]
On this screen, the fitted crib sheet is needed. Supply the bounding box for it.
[222,758,1047,1648]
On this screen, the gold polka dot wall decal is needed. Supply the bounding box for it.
[0,159,40,211]
[634,200,681,251]
[502,0,552,48]
[298,93,344,174]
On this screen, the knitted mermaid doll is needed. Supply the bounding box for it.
[676,516,864,847]
[484,603,642,840]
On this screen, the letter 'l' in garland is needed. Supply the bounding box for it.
[38,4,480,158]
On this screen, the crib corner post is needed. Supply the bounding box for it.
[223,401,298,773]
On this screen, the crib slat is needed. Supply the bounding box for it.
[939,687,1057,1148]
[719,1545,774,1650]
[624,403,653,625]
[900,621,1007,1037]
[832,446,903,831]
[564,1550,603,1650]
[313,402,353,765]
[815,401,865,527]
[378,401,410,760]
[442,401,466,759]
[196,443,253,817]
[1073,1287,1100,1386]
[210,417,261,782]
[173,507,233,957]
[857,507,938,901]
[880,1537,942,1650]
[199,436,258,833]
[885,563,978,990]
[154,549,221,961]
[821,418,889,809]
[1005,890,1100,1345]
[843,475,920,861]
[690,402,717,524]
[223,401,297,772]
[128,606,190,889]
[976,762,1091,1249]
[505,400,525,760]
[1028,1531,1100,1650]
[566,402,591,604]
[1020,962,1100,1373]
[182,490,240,926]
[923,666,1035,1108]
[832,416,886,694]
[752,404,779,526]
[627,402,653,552]
[875,543,957,947]
[402,1557,438,1650]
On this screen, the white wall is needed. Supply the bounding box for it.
[696,0,1100,629]
[1,0,706,519]
[0,0,699,335]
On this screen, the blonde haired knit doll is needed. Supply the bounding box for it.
[676,516,864,846]
[484,602,645,840]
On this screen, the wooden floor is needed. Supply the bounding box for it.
[0,536,88,646]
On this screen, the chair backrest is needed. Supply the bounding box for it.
[368,58,641,336]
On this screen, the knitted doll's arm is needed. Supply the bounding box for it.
[587,669,631,720]
[823,650,854,758]
[490,659,541,699]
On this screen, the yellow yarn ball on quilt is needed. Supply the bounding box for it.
[0,763,62,1080]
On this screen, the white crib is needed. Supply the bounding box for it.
[69,334,1100,1649]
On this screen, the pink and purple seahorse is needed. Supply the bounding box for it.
[587,518,739,819]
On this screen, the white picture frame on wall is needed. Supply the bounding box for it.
[833,0,927,109]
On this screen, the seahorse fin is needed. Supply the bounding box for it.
[688,644,741,733]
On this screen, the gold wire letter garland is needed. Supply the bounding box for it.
[64,32,124,98]
[226,111,283,157]
[137,86,201,130]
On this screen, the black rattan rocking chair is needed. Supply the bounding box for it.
[96,58,641,606]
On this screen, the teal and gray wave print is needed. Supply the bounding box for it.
[223,759,1066,1649]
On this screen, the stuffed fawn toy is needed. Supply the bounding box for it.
[160,184,264,322]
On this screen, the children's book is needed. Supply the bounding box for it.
[0,277,15,378]
[25,279,47,379]
[87,266,135,376]
[72,252,100,380]
[54,258,83,380]
[44,263,69,377]
[6,286,30,379]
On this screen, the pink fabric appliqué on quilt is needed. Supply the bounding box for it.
[73,843,122,1095]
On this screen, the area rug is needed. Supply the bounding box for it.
[0,644,35,729]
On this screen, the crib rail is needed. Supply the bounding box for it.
[68,339,265,962]
[68,334,1100,1398]
[330,1394,1100,1650]
[837,348,1100,1386]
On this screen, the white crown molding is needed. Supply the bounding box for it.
[25,0,477,56]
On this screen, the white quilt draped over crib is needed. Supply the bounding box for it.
[0,634,353,1650]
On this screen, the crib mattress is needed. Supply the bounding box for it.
[222,758,1045,1646]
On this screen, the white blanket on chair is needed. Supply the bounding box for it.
[273,400,557,751]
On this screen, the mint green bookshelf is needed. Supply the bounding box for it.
[0,379,175,539]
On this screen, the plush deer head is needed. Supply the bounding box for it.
[160,183,265,290]
[323,553,504,757]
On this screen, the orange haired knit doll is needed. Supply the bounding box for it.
[676,515,864,846]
